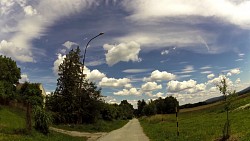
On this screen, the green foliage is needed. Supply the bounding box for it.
[216,75,236,140]
[0,55,21,105]
[100,103,119,121]
[0,105,86,141]
[142,100,157,116]
[48,47,102,124]
[119,100,134,119]
[33,106,52,135]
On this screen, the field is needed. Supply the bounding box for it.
[0,105,86,141]
[140,93,250,141]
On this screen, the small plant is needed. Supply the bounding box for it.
[33,106,52,135]
[216,75,236,140]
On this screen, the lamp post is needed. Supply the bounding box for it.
[80,32,104,89]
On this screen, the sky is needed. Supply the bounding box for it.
[1,0,250,108]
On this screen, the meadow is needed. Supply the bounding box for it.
[140,93,250,141]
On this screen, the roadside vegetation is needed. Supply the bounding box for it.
[139,93,250,141]
[0,105,86,141]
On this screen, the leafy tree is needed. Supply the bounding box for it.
[137,99,146,116]
[19,82,43,132]
[0,55,21,104]
[142,100,157,116]
[119,100,134,119]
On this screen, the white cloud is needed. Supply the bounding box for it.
[53,53,66,75]
[62,41,78,49]
[103,41,141,66]
[122,0,250,28]
[161,50,169,55]
[123,69,151,73]
[86,69,106,82]
[200,66,211,70]
[207,73,215,79]
[114,88,141,96]
[167,79,197,92]
[23,5,37,16]
[0,40,34,62]
[85,59,105,66]
[99,77,131,88]
[201,71,212,74]
[0,0,96,62]
[235,78,241,84]
[177,65,196,74]
[19,74,29,83]
[144,70,176,82]
[141,82,162,92]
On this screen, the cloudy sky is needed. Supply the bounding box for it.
[1,0,250,107]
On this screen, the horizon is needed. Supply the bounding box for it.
[1,0,250,108]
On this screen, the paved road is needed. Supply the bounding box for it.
[97,118,149,141]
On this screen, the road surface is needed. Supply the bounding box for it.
[97,118,149,141]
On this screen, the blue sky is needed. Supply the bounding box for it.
[1,0,250,107]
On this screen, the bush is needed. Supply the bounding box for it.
[33,106,52,135]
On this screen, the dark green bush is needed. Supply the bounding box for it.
[33,106,52,135]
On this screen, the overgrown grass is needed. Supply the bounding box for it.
[140,93,250,141]
[53,119,129,133]
[0,105,86,141]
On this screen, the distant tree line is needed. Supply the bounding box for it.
[135,96,179,117]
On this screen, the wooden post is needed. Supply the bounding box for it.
[176,106,179,136]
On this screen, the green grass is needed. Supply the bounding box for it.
[0,105,86,141]
[139,93,250,141]
[53,119,129,133]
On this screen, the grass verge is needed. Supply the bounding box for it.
[0,105,87,141]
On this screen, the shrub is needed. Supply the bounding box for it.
[33,106,52,135]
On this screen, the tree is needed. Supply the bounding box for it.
[137,99,146,117]
[216,75,236,140]
[50,47,102,124]
[19,82,43,133]
[119,100,134,119]
[142,100,157,116]
[0,55,21,104]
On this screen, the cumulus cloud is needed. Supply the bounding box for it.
[62,41,78,49]
[0,40,34,62]
[23,5,37,16]
[99,77,131,88]
[53,53,66,75]
[141,82,162,92]
[167,79,197,92]
[86,69,106,82]
[144,70,176,82]
[19,74,29,83]
[207,73,215,79]
[103,41,141,66]
[114,88,141,96]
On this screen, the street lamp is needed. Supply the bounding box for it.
[80,32,104,88]
[82,32,104,67]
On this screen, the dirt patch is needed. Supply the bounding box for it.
[50,127,107,141]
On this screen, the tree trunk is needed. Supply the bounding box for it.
[26,102,32,132]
